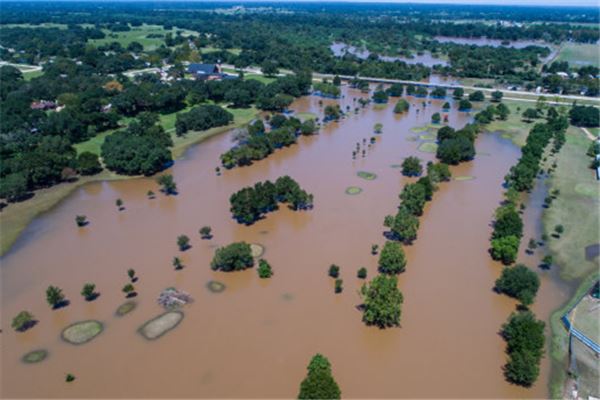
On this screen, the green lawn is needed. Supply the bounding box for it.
[542,126,600,281]
[23,70,44,81]
[484,101,537,147]
[555,43,600,68]
[89,24,197,51]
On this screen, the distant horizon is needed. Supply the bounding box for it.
[1,0,599,7]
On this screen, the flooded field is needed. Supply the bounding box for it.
[433,36,550,49]
[331,42,449,67]
[1,86,571,398]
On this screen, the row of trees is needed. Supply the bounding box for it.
[505,116,568,192]
[174,105,233,136]
[220,116,317,169]
[101,113,173,176]
[501,311,546,387]
[229,176,314,224]
[385,162,451,243]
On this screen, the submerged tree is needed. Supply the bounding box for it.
[199,226,212,239]
[495,264,540,306]
[328,264,340,278]
[156,174,177,195]
[81,283,97,301]
[46,286,66,309]
[378,241,407,274]
[75,215,88,227]
[12,311,36,332]
[211,242,254,272]
[177,235,191,251]
[361,274,403,328]
[258,259,273,278]
[401,156,423,177]
[298,354,341,399]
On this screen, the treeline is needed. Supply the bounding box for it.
[229,176,313,224]
[175,105,233,136]
[384,162,451,243]
[101,113,173,176]
[485,110,568,388]
[220,115,317,169]
[501,311,546,387]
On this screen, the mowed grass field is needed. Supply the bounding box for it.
[543,126,600,281]
[555,43,600,68]
[89,24,198,51]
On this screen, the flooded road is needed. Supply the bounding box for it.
[1,86,569,398]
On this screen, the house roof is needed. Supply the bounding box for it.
[188,63,218,74]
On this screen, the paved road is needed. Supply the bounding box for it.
[223,64,600,105]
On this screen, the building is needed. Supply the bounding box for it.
[187,63,222,80]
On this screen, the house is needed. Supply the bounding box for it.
[187,63,222,80]
[31,100,56,110]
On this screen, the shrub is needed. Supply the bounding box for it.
[258,259,273,278]
[361,274,403,328]
[211,242,254,272]
[378,241,407,274]
[495,264,540,306]
[357,267,367,279]
[328,264,340,278]
[12,311,35,331]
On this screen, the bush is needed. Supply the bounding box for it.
[334,279,343,293]
[427,162,452,182]
[12,311,35,331]
[361,274,403,328]
[357,267,367,279]
[46,285,65,308]
[77,152,102,175]
[495,264,540,306]
[157,174,177,195]
[258,259,273,278]
[211,242,254,272]
[378,241,407,274]
[393,99,410,114]
[401,156,423,177]
[490,235,520,265]
[328,264,340,278]
[298,354,341,400]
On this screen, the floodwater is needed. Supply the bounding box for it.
[331,42,449,67]
[1,85,571,398]
[433,36,550,49]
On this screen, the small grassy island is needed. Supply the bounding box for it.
[61,320,104,345]
[138,311,184,341]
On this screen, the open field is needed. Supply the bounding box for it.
[555,43,600,68]
[89,24,197,51]
[484,100,538,147]
[543,126,599,281]
[1,106,258,255]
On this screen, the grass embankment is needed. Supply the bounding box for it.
[549,273,599,399]
[1,106,258,256]
[555,43,600,68]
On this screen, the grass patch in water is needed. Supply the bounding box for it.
[250,243,265,258]
[295,112,317,121]
[22,349,48,364]
[61,320,103,345]
[419,133,436,140]
[357,171,377,180]
[345,186,363,195]
[206,280,226,293]
[454,176,476,181]
[115,301,137,317]
[390,164,402,169]
[417,142,438,153]
[138,311,184,340]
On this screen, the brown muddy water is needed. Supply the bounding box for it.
[1,86,571,398]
